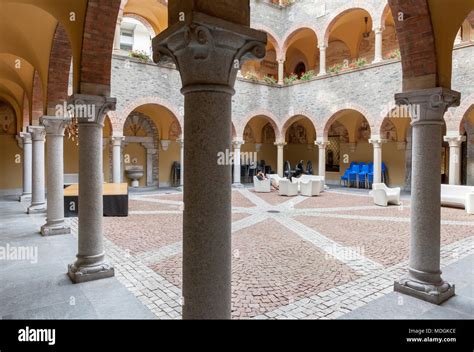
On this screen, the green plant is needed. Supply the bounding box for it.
[130,50,150,63]
[299,70,315,81]
[245,72,259,82]
[329,64,342,74]
[263,75,277,85]
[355,58,367,67]
[284,73,298,85]
[387,49,401,60]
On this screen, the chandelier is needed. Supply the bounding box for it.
[65,116,79,145]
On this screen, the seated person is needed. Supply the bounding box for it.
[256,171,279,190]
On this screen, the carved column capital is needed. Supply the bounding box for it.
[27,125,46,142]
[395,88,461,127]
[444,135,466,148]
[153,12,267,94]
[40,116,72,137]
[67,94,117,126]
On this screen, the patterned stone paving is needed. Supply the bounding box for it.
[94,188,474,319]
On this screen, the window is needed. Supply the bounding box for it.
[120,28,134,52]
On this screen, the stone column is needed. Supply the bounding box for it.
[444,135,466,185]
[394,88,460,305]
[373,27,384,63]
[318,44,327,76]
[17,132,32,202]
[278,59,285,85]
[114,23,121,51]
[112,135,124,184]
[27,126,47,214]
[369,137,387,184]
[233,138,244,187]
[68,94,116,283]
[275,142,286,177]
[153,9,266,319]
[178,137,184,187]
[315,140,328,178]
[40,116,71,236]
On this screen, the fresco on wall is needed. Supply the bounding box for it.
[287,123,308,144]
[381,119,398,142]
[0,103,15,135]
[261,123,276,144]
[168,121,181,139]
[328,121,349,143]
[357,120,371,141]
[244,125,256,143]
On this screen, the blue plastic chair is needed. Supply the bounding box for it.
[340,168,351,187]
[358,164,370,188]
[348,164,360,187]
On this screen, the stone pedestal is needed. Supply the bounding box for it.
[27,126,46,214]
[394,87,460,305]
[275,142,286,177]
[40,116,71,236]
[444,135,466,185]
[68,94,116,284]
[373,27,383,63]
[153,10,266,319]
[17,132,32,202]
[318,45,327,76]
[112,135,124,184]
[233,138,244,187]
[369,137,387,184]
[316,140,328,178]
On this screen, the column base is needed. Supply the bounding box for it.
[19,194,32,202]
[68,261,115,284]
[372,58,383,64]
[317,72,327,77]
[394,277,455,305]
[41,222,71,236]
[27,203,46,214]
[232,183,244,189]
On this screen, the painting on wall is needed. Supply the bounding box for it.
[244,125,256,143]
[381,119,398,142]
[0,103,15,135]
[168,121,181,139]
[287,123,307,144]
[357,120,371,141]
[328,121,349,143]
[261,123,276,144]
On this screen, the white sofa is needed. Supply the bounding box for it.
[372,183,401,207]
[279,179,299,197]
[253,176,271,193]
[300,180,323,197]
[441,185,474,214]
[267,174,286,188]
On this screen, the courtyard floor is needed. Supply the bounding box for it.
[0,186,473,319]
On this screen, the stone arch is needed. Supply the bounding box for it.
[453,93,474,133]
[322,104,376,139]
[238,110,280,141]
[374,3,392,30]
[319,3,377,47]
[281,114,318,141]
[117,96,183,134]
[282,24,320,54]
[123,13,157,37]
[252,23,283,60]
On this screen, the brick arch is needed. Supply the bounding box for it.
[251,23,283,61]
[319,3,377,47]
[387,0,438,90]
[322,105,375,139]
[78,0,122,96]
[46,23,72,113]
[282,23,320,55]
[281,113,318,140]
[453,93,474,133]
[374,2,392,30]
[31,70,44,125]
[115,96,183,135]
[239,110,281,141]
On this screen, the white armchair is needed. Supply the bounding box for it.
[253,176,271,193]
[279,179,299,197]
[267,174,285,188]
[466,193,474,215]
[300,180,323,197]
[372,183,401,207]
